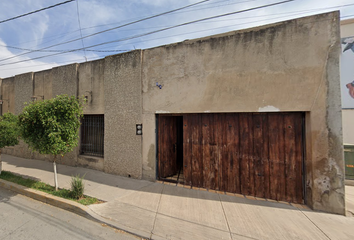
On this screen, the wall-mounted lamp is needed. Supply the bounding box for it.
[136,124,143,135]
[31,95,44,101]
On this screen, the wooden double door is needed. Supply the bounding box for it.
[158,112,304,203]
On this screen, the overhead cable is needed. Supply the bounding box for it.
[0,0,211,63]
[0,0,75,24]
[76,0,87,61]
[0,0,295,67]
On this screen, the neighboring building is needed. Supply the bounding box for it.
[341,18,354,144]
[340,18,354,181]
[0,12,345,215]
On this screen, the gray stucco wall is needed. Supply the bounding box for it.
[52,63,78,98]
[13,72,34,159]
[104,51,142,178]
[0,11,344,214]
[78,59,105,115]
[34,69,53,101]
[1,77,15,114]
[141,12,344,214]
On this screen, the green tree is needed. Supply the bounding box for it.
[18,95,84,190]
[0,113,20,174]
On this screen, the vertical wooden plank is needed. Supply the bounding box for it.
[294,113,304,203]
[202,114,211,190]
[209,114,218,190]
[278,114,286,202]
[284,113,296,202]
[218,114,228,192]
[262,115,270,199]
[197,114,204,188]
[225,113,240,194]
[170,117,177,176]
[158,116,165,178]
[253,113,265,198]
[248,114,255,197]
[191,114,203,187]
[239,113,253,196]
[268,114,279,200]
[183,116,192,185]
[268,114,285,201]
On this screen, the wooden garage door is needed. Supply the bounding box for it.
[183,113,304,203]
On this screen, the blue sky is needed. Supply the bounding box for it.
[0,0,353,78]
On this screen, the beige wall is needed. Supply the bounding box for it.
[341,18,354,38]
[78,59,105,115]
[104,51,143,178]
[140,12,345,214]
[342,109,354,144]
[0,12,345,214]
[34,69,53,101]
[1,77,15,114]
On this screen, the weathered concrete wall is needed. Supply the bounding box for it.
[141,12,344,214]
[34,69,53,101]
[1,77,15,155]
[77,59,105,170]
[31,70,54,162]
[78,59,105,115]
[52,63,78,98]
[104,51,142,178]
[11,73,34,159]
[1,77,15,114]
[0,11,344,215]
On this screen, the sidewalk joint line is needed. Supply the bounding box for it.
[150,183,164,239]
[298,208,331,240]
[218,194,234,240]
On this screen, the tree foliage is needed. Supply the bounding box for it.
[18,95,84,157]
[0,112,20,148]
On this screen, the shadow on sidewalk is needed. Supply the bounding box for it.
[1,154,315,212]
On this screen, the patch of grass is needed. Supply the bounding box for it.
[0,171,101,206]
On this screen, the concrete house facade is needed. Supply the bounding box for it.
[0,12,345,215]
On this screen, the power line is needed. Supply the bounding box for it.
[0,0,211,63]
[0,0,295,67]
[0,0,75,24]
[0,44,129,52]
[75,0,87,61]
[4,0,353,57]
[2,12,353,73]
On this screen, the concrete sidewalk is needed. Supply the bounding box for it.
[1,154,354,240]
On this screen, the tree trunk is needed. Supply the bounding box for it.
[53,155,58,191]
[0,149,2,175]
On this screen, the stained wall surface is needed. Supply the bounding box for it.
[0,12,344,214]
[140,12,344,214]
[104,51,142,178]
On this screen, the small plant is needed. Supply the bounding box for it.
[70,174,85,199]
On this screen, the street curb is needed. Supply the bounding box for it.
[0,179,151,240]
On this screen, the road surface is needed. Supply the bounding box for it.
[0,188,142,240]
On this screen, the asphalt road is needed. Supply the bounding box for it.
[0,188,142,240]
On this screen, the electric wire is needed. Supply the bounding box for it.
[0,0,212,63]
[0,0,75,24]
[76,0,87,61]
[1,12,353,76]
[3,1,353,58]
[0,0,295,67]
